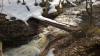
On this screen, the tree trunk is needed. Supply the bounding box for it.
[0,41,3,56]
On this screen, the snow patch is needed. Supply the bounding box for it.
[48,5,57,14]
[93,1,100,6]
[46,48,55,56]
[72,11,81,15]
[0,0,43,24]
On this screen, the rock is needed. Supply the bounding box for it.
[0,14,40,48]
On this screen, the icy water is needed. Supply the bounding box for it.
[4,34,49,56]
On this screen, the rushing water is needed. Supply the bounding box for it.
[4,33,49,56]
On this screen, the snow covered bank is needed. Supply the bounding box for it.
[0,0,78,25]
[0,0,43,24]
[0,0,58,24]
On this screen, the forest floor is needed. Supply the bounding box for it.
[39,3,100,56]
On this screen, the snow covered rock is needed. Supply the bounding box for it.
[0,0,43,24]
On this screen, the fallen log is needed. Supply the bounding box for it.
[66,0,77,6]
[32,16,80,32]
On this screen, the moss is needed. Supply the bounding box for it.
[94,28,100,36]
